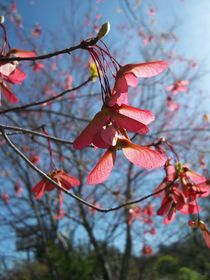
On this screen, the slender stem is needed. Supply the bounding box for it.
[0,38,98,63]
[42,127,57,170]
[152,128,210,134]
[0,77,92,114]
[0,124,74,145]
[1,128,170,213]
[1,128,106,211]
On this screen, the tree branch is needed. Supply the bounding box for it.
[1,128,170,212]
[0,38,99,63]
[0,77,92,114]
[0,124,74,144]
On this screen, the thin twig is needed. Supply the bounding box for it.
[152,127,210,135]
[0,77,92,114]
[1,128,107,211]
[1,128,169,212]
[0,124,74,144]
[0,38,98,63]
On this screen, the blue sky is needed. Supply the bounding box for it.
[8,0,210,74]
[1,0,210,263]
[10,0,210,61]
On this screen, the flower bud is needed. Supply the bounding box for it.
[96,22,110,40]
[0,16,5,24]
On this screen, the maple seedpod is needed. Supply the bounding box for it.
[118,104,155,125]
[0,81,19,103]
[87,147,116,185]
[121,139,166,169]
[32,169,80,199]
[188,220,210,248]
[108,60,168,106]
[0,62,17,77]
[155,159,209,225]
[87,139,166,185]
[73,104,152,150]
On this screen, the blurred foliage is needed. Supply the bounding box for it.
[1,235,210,280]
[137,236,210,280]
[2,243,100,280]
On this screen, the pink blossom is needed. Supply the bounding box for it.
[73,104,155,149]
[143,35,155,46]
[200,155,206,170]
[44,85,52,95]
[10,14,23,28]
[167,97,180,112]
[32,169,80,199]
[95,14,102,20]
[166,80,189,95]
[142,204,154,224]
[142,245,153,255]
[128,207,141,225]
[1,193,9,204]
[0,49,35,103]
[107,61,168,106]
[14,181,23,197]
[87,138,165,184]
[155,160,209,224]
[64,74,73,90]
[0,67,26,103]
[189,60,197,68]
[145,228,157,235]
[10,1,17,13]
[29,155,40,165]
[9,48,36,58]
[148,7,156,16]
[157,184,186,224]
[51,62,57,70]
[31,24,42,37]
[33,62,45,72]
[189,220,210,248]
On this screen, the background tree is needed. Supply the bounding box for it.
[0,0,209,279]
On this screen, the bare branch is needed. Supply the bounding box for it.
[0,77,92,114]
[1,128,170,213]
